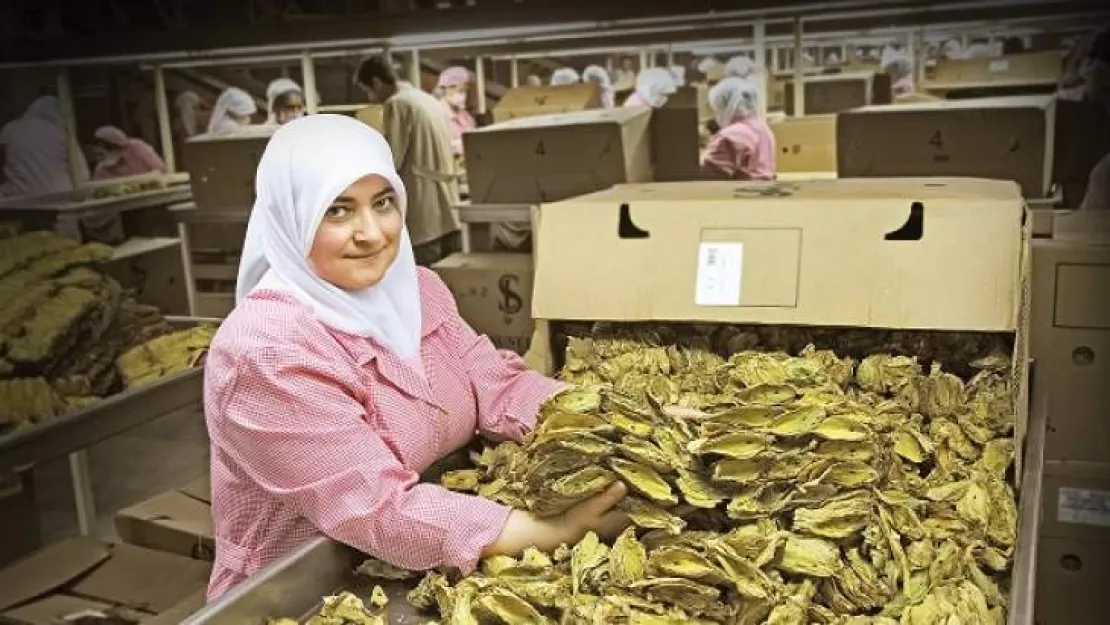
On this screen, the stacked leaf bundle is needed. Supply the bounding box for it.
[0,231,215,436]
[428,331,1019,624]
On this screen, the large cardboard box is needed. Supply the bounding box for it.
[1036,461,1110,625]
[183,126,275,211]
[0,538,211,624]
[432,253,534,355]
[1030,222,1110,462]
[837,95,1056,199]
[492,83,600,124]
[769,114,837,173]
[924,49,1065,90]
[463,107,653,205]
[115,475,214,561]
[651,86,701,182]
[784,72,892,115]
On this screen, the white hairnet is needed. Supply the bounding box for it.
[265,78,304,123]
[633,68,678,108]
[724,56,759,80]
[582,65,615,108]
[708,77,759,127]
[697,57,721,74]
[881,46,914,79]
[237,114,421,358]
[208,88,257,134]
[550,68,581,86]
[670,66,687,87]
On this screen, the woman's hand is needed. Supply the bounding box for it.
[483,482,630,557]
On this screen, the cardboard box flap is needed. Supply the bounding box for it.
[180,475,212,504]
[2,594,115,625]
[533,178,1024,332]
[119,490,213,534]
[0,538,111,612]
[433,252,534,272]
[850,94,1053,114]
[476,106,647,132]
[494,83,599,116]
[71,543,211,613]
[184,125,276,144]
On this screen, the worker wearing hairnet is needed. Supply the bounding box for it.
[700,77,775,181]
[550,68,581,86]
[265,78,306,125]
[91,126,165,180]
[175,90,208,138]
[435,66,477,157]
[881,47,916,96]
[525,74,543,87]
[623,68,677,108]
[207,88,257,135]
[724,55,759,81]
[1058,31,1098,101]
[1079,28,1110,210]
[670,66,687,87]
[0,95,87,198]
[582,65,615,108]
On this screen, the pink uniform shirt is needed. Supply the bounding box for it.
[700,117,776,181]
[203,269,564,600]
[623,91,651,107]
[446,107,476,157]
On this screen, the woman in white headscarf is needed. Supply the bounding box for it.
[880,47,916,97]
[582,65,615,108]
[550,68,581,86]
[265,78,306,125]
[174,90,207,138]
[205,114,627,601]
[207,87,257,135]
[670,65,687,87]
[623,67,677,108]
[701,77,775,181]
[0,96,81,198]
[724,55,759,81]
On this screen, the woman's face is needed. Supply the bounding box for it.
[275,92,306,125]
[309,174,403,291]
[93,140,119,162]
[442,84,468,109]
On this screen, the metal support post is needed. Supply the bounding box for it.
[301,52,319,113]
[153,65,176,172]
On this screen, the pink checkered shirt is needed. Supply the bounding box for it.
[203,268,563,601]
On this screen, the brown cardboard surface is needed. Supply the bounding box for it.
[183,127,275,211]
[1036,535,1110,625]
[836,95,1056,198]
[144,589,207,625]
[0,471,41,567]
[531,178,1024,332]
[784,72,890,115]
[1041,461,1110,541]
[2,595,115,625]
[1053,100,1110,207]
[71,543,211,613]
[0,539,211,623]
[114,489,215,561]
[924,50,1065,89]
[181,474,212,504]
[463,107,653,205]
[769,114,837,173]
[432,253,534,355]
[492,83,600,123]
[1030,236,1110,462]
[651,86,700,182]
[355,104,384,132]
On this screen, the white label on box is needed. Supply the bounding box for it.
[988,59,1010,73]
[695,243,743,306]
[1058,487,1110,527]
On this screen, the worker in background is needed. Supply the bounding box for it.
[940,38,966,60]
[697,57,721,77]
[623,67,677,108]
[90,126,165,180]
[435,66,476,157]
[881,47,917,97]
[1080,28,1110,210]
[724,55,759,81]
[0,95,82,198]
[175,91,207,138]
[613,57,637,86]
[700,77,775,181]
[207,114,626,600]
[207,88,257,135]
[582,65,615,108]
[670,65,687,87]
[356,55,460,266]
[525,74,543,87]
[266,78,306,125]
[550,68,581,86]
[1058,31,1097,101]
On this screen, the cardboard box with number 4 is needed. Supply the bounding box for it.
[432,253,535,355]
[836,95,1055,199]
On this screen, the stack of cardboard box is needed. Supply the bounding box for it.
[114,474,214,563]
[1030,212,1110,625]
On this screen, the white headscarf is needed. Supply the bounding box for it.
[881,46,914,79]
[265,78,304,124]
[670,65,687,87]
[175,91,203,137]
[697,57,720,74]
[236,114,422,359]
[725,56,759,80]
[633,68,678,108]
[582,65,615,108]
[207,88,257,135]
[550,68,581,86]
[708,77,759,128]
[0,96,74,198]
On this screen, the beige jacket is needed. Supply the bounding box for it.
[383,83,461,245]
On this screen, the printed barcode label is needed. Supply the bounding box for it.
[695,243,743,307]
[1058,487,1110,528]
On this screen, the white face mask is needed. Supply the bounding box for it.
[446,91,467,109]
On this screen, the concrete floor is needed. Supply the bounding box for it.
[32,407,210,544]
